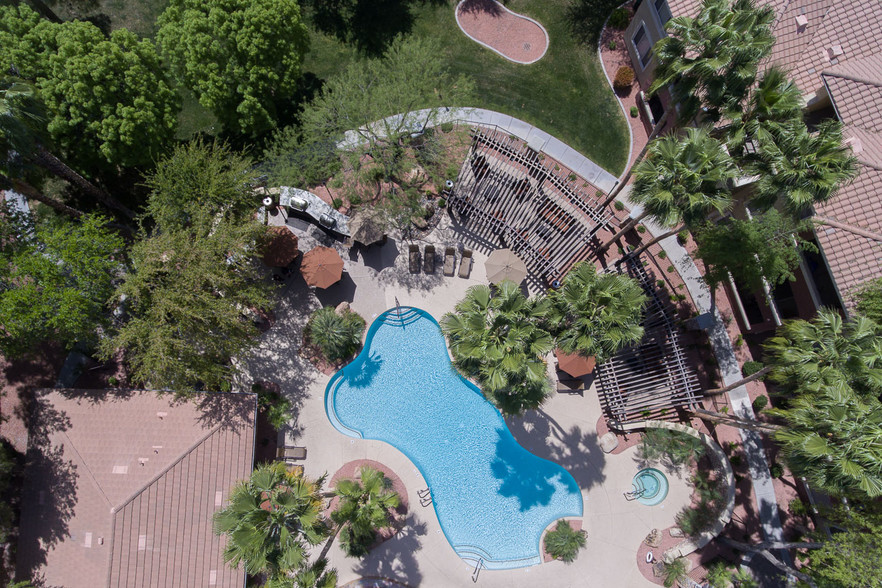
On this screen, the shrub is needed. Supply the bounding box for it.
[658,250,667,259]
[752,395,768,413]
[741,361,765,378]
[543,519,587,563]
[107,376,119,387]
[676,499,718,536]
[637,224,646,233]
[608,7,630,30]
[677,229,690,245]
[613,66,635,90]
[306,307,366,362]
[639,429,705,466]
[788,498,809,517]
[614,200,625,211]
[656,279,665,288]
[608,40,617,50]
[332,197,343,209]
[568,173,577,181]
[734,334,744,347]
[661,557,689,588]
[630,106,639,118]
[251,382,293,430]
[667,265,675,273]
[349,194,363,206]
[769,462,784,478]
[705,561,733,588]
[437,198,446,208]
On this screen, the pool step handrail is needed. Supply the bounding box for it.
[472,558,484,583]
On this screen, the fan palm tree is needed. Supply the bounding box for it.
[723,66,805,162]
[306,306,366,362]
[330,466,400,558]
[543,519,587,563]
[441,280,554,414]
[0,80,134,218]
[770,383,882,498]
[548,262,647,362]
[600,127,736,254]
[748,119,858,215]
[650,0,775,125]
[214,462,329,579]
[264,557,338,588]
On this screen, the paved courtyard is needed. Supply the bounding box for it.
[238,214,695,587]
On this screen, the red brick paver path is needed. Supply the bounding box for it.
[455,0,548,64]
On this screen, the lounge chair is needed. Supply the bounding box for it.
[443,247,456,276]
[424,244,435,273]
[409,244,421,274]
[458,249,473,278]
[277,446,307,460]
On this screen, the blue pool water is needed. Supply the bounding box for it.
[325,307,583,569]
[633,468,669,506]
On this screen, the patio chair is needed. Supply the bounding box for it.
[458,249,473,278]
[277,446,307,460]
[409,244,421,274]
[424,244,435,274]
[443,247,456,276]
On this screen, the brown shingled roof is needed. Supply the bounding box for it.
[15,390,256,588]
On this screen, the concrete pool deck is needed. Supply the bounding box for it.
[237,216,694,587]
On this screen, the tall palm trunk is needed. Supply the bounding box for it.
[31,145,135,219]
[599,210,648,252]
[0,173,83,219]
[316,522,342,562]
[689,407,780,433]
[599,109,671,210]
[706,365,772,395]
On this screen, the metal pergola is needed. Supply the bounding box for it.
[446,127,611,287]
[595,257,702,427]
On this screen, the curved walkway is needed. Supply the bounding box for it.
[455,0,549,65]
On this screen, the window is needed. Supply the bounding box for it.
[632,24,653,69]
[654,0,672,25]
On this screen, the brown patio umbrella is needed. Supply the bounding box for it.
[485,248,528,284]
[300,246,344,288]
[555,349,596,378]
[262,226,300,267]
[348,208,386,246]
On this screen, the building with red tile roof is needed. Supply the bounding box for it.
[15,390,256,588]
[624,0,882,319]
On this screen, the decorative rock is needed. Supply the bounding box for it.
[411,215,428,230]
[335,301,351,315]
[599,432,619,453]
[644,528,662,548]
[669,527,684,538]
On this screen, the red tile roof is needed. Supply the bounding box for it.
[16,390,256,588]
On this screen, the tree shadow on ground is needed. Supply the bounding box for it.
[458,0,503,16]
[316,272,358,307]
[504,408,607,493]
[307,0,418,57]
[566,0,625,46]
[354,515,427,586]
[15,395,78,582]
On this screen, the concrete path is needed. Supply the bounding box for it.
[616,188,788,558]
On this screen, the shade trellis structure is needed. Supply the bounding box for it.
[446,127,611,287]
[595,257,702,427]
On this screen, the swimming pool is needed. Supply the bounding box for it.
[325,307,583,569]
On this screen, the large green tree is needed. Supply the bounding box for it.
[0,5,179,169]
[330,466,400,558]
[547,262,646,362]
[214,462,328,580]
[144,139,258,232]
[157,0,309,136]
[854,278,882,324]
[441,281,553,415]
[804,507,882,587]
[0,207,124,357]
[694,210,816,292]
[650,0,775,124]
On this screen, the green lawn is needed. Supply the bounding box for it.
[46,0,629,173]
[303,0,629,174]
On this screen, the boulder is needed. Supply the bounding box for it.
[599,432,619,453]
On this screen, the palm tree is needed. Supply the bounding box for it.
[305,306,366,362]
[264,558,338,588]
[543,519,587,563]
[770,383,882,499]
[0,80,134,218]
[600,127,736,254]
[214,462,329,579]
[748,119,858,215]
[650,0,775,125]
[723,66,805,162]
[441,280,554,415]
[547,262,647,362]
[330,466,400,558]
[661,557,690,588]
